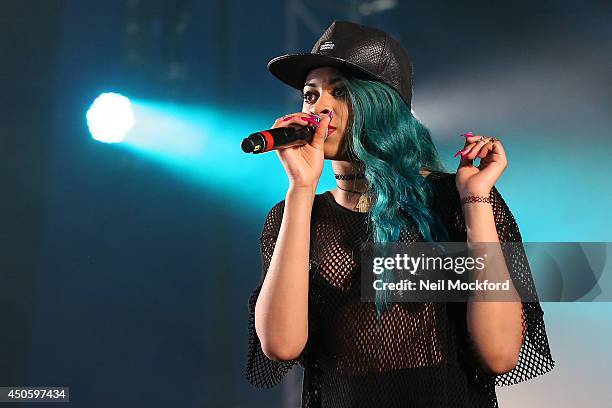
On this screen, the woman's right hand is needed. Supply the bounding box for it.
[271,111,333,189]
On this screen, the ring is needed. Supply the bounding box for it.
[478,136,499,145]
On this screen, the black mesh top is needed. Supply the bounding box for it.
[245,171,555,407]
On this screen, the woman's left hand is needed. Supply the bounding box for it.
[454,131,508,198]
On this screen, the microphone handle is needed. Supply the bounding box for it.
[241,125,315,154]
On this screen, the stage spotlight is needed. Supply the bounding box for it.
[86,92,135,143]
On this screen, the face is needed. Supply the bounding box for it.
[302,67,352,160]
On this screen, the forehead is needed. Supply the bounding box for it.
[304,66,344,86]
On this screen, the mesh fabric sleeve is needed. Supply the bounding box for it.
[245,200,309,389]
[451,184,556,386]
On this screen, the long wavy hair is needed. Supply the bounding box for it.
[340,75,449,323]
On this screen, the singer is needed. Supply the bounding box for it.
[245,21,554,407]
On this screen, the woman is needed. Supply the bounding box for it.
[246,21,554,407]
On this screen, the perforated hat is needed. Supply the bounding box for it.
[267,20,414,109]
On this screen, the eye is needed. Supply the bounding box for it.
[302,88,348,104]
[333,87,348,98]
[302,91,317,104]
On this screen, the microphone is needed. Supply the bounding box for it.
[241,125,316,154]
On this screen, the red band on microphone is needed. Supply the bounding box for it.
[260,131,275,151]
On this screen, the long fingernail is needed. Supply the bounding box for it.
[460,131,473,137]
[303,118,320,127]
[328,111,334,119]
[282,116,292,122]
[453,149,465,158]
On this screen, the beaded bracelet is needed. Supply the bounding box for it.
[461,195,492,205]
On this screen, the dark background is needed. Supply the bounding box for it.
[1,0,611,407]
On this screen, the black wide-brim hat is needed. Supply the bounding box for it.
[267,20,414,109]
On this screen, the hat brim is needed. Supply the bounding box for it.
[267,53,378,92]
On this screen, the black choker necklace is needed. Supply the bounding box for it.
[334,173,365,180]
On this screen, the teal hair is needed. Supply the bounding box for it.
[341,76,450,325]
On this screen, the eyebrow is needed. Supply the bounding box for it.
[303,77,344,89]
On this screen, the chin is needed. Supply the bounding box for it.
[324,134,351,160]
[324,149,352,161]
[323,151,340,160]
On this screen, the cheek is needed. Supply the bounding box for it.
[339,105,350,127]
[338,114,350,137]
[326,127,347,150]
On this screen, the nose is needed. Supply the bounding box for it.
[311,105,331,117]
[307,108,331,118]
[309,92,333,117]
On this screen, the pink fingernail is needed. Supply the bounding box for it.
[328,111,334,119]
[282,116,292,122]
[460,132,473,137]
[303,118,320,127]
[453,149,465,158]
